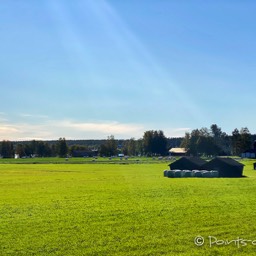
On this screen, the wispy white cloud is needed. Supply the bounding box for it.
[0,124,20,140]
[0,117,190,140]
[146,127,191,138]
[166,128,191,137]
[0,125,19,133]
[0,119,145,140]
[19,113,49,119]
[0,112,8,122]
[19,113,33,118]
[0,117,9,122]
[57,120,144,135]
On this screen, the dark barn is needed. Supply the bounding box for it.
[202,157,244,177]
[169,157,207,170]
[72,150,98,157]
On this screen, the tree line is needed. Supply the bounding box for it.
[0,124,255,158]
[0,131,169,158]
[0,138,68,158]
[180,124,253,156]
[99,131,168,157]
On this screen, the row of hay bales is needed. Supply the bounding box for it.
[163,169,219,178]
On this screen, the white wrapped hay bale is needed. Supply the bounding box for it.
[211,170,219,177]
[167,170,175,178]
[182,170,192,177]
[202,170,211,178]
[174,169,182,178]
[163,170,168,177]
[181,170,188,177]
[193,170,202,177]
[187,170,192,177]
[191,170,199,177]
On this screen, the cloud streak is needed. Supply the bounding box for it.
[19,113,49,119]
[0,117,190,141]
[58,120,144,134]
[0,119,145,140]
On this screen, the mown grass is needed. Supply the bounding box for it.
[0,160,256,255]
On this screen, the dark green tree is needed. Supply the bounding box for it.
[0,140,14,158]
[232,128,241,155]
[136,138,144,156]
[122,137,143,156]
[127,137,137,156]
[180,126,223,156]
[24,143,33,156]
[180,132,190,150]
[57,138,68,157]
[99,135,117,157]
[210,124,222,138]
[188,129,200,156]
[240,127,251,154]
[210,124,230,155]
[15,144,26,157]
[143,130,154,155]
[143,130,167,156]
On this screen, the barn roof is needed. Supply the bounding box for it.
[243,149,256,154]
[211,157,244,167]
[169,147,187,154]
[185,157,207,166]
[168,156,206,167]
[201,157,244,177]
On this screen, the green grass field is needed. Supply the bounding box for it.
[1,159,256,255]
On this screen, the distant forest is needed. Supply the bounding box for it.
[1,124,256,158]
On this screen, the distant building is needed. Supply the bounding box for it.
[72,150,98,157]
[241,149,256,159]
[241,141,256,159]
[169,147,187,156]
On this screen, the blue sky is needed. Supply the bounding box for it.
[1,0,255,140]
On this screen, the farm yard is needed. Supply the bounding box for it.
[1,159,256,255]
[2,0,256,255]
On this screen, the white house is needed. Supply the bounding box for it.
[168,147,187,156]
